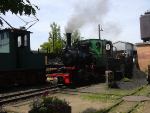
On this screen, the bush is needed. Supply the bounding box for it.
[29,97,71,113]
[82,108,97,113]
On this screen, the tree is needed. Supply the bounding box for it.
[0,0,38,25]
[40,22,64,54]
[71,30,82,43]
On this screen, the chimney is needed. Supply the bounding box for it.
[66,33,72,48]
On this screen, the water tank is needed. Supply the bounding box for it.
[140,11,150,42]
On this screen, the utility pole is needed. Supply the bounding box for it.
[98,24,103,40]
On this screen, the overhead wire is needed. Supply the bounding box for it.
[0,16,14,29]
[16,15,39,30]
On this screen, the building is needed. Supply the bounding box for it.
[113,41,136,57]
[136,11,150,72]
[136,42,150,72]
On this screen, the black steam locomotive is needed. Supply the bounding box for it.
[47,33,134,85]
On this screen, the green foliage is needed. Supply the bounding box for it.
[81,94,120,102]
[42,96,69,107]
[29,97,71,113]
[82,108,98,113]
[0,0,38,25]
[40,22,64,54]
[0,0,38,15]
[40,26,82,54]
[121,77,132,82]
[40,42,51,53]
[82,108,107,113]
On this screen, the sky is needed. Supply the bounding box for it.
[1,0,150,50]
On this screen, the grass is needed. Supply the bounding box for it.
[103,86,137,96]
[81,93,120,102]
[80,85,148,113]
[80,84,142,102]
[121,77,132,82]
[135,85,150,96]
[131,102,145,113]
[81,108,107,113]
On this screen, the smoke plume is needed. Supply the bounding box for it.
[66,0,109,32]
[65,0,122,39]
[103,22,122,38]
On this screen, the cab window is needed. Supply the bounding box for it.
[17,35,28,47]
[0,32,10,53]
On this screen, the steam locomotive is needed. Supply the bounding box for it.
[0,28,133,87]
[47,33,133,85]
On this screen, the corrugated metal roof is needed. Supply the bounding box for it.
[113,41,134,45]
[113,41,136,51]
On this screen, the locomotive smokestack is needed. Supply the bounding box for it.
[66,33,72,48]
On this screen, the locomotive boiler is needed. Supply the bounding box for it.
[63,33,113,69]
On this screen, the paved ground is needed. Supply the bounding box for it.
[3,84,150,113]
[3,84,114,113]
[2,70,150,113]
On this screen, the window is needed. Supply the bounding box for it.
[24,35,27,46]
[18,36,22,47]
[17,35,28,47]
[0,32,10,53]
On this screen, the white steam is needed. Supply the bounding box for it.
[65,0,122,39]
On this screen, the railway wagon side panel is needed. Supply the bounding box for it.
[0,29,47,86]
[17,49,46,69]
[0,53,16,70]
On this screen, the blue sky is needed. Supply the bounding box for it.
[1,0,150,50]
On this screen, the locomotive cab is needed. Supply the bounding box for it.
[0,28,46,86]
[0,28,31,53]
[0,28,34,69]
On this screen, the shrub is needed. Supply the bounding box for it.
[29,97,71,113]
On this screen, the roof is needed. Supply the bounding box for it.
[136,42,150,47]
[80,38,111,42]
[0,28,31,33]
[113,41,134,45]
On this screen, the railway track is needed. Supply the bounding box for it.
[1,83,149,113]
[56,84,150,113]
[0,83,107,106]
[0,85,64,105]
[102,84,150,113]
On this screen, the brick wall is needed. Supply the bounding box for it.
[136,43,150,72]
